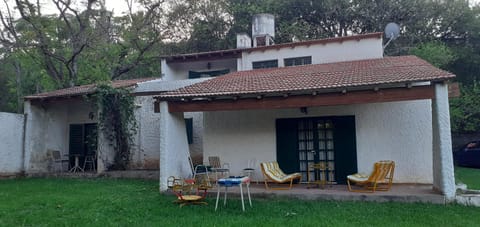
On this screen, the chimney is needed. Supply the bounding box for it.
[236,33,252,49]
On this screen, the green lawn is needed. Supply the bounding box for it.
[0,178,479,226]
[455,166,480,190]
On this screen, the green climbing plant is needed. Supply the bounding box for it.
[88,84,138,170]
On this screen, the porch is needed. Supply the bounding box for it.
[22,170,446,204]
[205,183,446,204]
[156,56,456,200]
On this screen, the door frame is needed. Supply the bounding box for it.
[276,116,357,184]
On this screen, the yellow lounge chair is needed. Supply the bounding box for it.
[260,161,302,190]
[347,160,395,193]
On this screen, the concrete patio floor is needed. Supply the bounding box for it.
[29,171,446,205]
[207,183,446,204]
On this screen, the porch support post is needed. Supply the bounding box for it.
[23,101,47,173]
[97,125,114,173]
[431,83,455,201]
[159,101,191,191]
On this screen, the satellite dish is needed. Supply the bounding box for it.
[385,22,400,39]
[383,22,400,49]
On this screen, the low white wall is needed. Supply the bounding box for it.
[203,100,433,184]
[0,112,25,174]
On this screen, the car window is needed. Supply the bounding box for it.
[465,142,480,151]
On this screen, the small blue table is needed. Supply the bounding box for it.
[215,176,252,211]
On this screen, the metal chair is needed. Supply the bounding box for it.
[208,156,230,181]
[49,150,69,172]
[83,153,96,172]
[243,159,257,183]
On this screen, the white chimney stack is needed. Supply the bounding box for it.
[236,33,252,49]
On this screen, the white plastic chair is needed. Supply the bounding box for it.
[243,159,257,183]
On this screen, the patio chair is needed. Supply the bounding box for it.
[83,153,96,172]
[208,156,230,180]
[260,161,302,190]
[49,150,69,172]
[243,159,258,184]
[169,176,208,207]
[347,160,395,193]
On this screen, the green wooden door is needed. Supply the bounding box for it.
[276,119,299,174]
[332,116,357,184]
[69,123,98,167]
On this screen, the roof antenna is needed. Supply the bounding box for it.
[383,22,400,50]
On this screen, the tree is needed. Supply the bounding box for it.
[409,41,456,69]
[0,50,54,112]
[0,0,103,88]
[165,0,232,52]
[450,82,480,133]
[0,0,166,89]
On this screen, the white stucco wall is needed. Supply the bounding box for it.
[203,100,433,184]
[134,79,210,169]
[161,58,237,81]
[239,38,383,70]
[24,100,97,172]
[0,112,25,174]
[161,37,383,78]
[185,112,204,162]
[24,96,163,172]
[24,101,48,172]
[132,96,161,169]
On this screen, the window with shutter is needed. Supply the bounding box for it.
[185,118,193,144]
[252,59,278,69]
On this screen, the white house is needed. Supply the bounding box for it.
[12,14,456,201]
[155,29,456,200]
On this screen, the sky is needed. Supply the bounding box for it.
[2,0,480,17]
[1,0,479,21]
[1,0,139,17]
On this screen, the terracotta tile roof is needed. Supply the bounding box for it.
[163,33,382,63]
[158,56,454,100]
[25,78,157,100]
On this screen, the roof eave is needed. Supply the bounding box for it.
[155,78,452,102]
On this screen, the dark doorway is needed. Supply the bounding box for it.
[276,116,357,184]
[69,123,98,171]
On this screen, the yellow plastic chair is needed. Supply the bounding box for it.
[347,160,395,193]
[260,161,302,190]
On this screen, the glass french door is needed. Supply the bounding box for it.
[276,116,356,184]
[298,118,336,183]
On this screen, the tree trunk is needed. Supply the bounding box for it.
[14,59,23,113]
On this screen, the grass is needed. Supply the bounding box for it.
[455,166,480,190]
[0,178,479,226]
